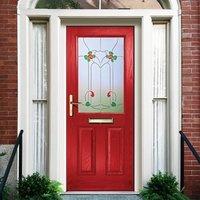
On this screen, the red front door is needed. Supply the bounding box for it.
[67,27,134,191]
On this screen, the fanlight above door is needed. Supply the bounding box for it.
[36,0,168,9]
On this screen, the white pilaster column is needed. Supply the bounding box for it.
[18,13,33,175]
[169,13,181,183]
[49,16,66,189]
[141,15,154,185]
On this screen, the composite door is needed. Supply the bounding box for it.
[67,27,134,191]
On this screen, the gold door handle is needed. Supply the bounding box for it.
[69,94,82,117]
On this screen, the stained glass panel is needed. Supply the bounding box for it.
[78,37,124,113]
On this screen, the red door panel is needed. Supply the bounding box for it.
[106,128,124,175]
[67,27,134,191]
[78,128,96,174]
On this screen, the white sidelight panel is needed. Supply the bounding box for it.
[32,24,48,175]
[153,24,167,173]
[153,100,167,172]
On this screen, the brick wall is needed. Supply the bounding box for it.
[181,0,200,199]
[0,0,199,198]
[0,0,17,144]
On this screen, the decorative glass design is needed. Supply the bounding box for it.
[78,37,124,113]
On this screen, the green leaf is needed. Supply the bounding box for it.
[111,102,116,107]
[113,55,117,60]
[85,101,91,106]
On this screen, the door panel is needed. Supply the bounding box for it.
[78,128,96,174]
[67,27,134,191]
[106,128,124,175]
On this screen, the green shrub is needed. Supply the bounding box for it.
[2,186,11,200]
[139,172,189,200]
[17,172,63,200]
[0,151,9,199]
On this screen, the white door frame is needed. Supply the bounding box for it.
[17,1,181,192]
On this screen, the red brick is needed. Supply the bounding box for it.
[0,0,17,145]
[182,2,200,189]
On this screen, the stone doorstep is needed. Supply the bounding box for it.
[61,194,140,200]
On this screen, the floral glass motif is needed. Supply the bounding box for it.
[78,37,124,113]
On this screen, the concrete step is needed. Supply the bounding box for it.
[61,194,140,200]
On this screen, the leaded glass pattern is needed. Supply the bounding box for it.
[78,37,124,113]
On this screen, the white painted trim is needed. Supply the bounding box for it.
[18,0,181,11]
[141,16,154,184]
[48,16,67,189]
[62,191,139,195]
[18,14,33,175]
[134,21,142,192]
[28,21,37,173]
[169,0,181,11]
[17,0,181,193]
[166,21,171,172]
[169,14,181,183]
[59,21,67,190]
[20,9,176,18]
[61,19,142,192]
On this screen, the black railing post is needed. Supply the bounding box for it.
[179,131,200,164]
[19,135,23,183]
[180,135,184,191]
[179,131,200,193]
[0,130,24,200]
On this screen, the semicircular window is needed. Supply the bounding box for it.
[36,0,167,9]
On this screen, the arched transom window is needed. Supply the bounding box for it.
[36,0,170,9]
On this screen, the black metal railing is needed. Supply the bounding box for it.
[0,130,23,200]
[179,131,200,190]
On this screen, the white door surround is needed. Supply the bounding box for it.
[17,0,181,192]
